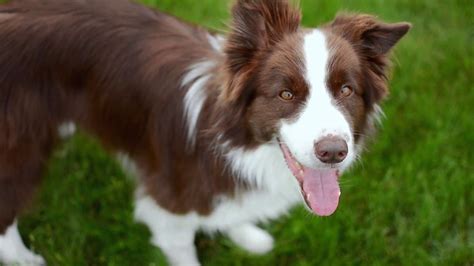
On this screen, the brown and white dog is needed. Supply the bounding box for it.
[0,0,410,265]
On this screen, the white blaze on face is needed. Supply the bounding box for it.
[280,29,355,170]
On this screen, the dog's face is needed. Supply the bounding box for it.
[223,0,410,216]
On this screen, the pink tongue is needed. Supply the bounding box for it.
[278,142,341,216]
[302,168,340,216]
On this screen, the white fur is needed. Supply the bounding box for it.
[201,189,298,231]
[207,34,225,52]
[182,61,215,148]
[116,152,139,178]
[280,30,355,171]
[135,194,200,266]
[224,142,299,193]
[58,121,76,139]
[0,221,45,266]
[226,223,274,254]
[371,104,385,126]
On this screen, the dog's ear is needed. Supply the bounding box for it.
[330,14,411,56]
[361,22,411,55]
[223,0,301,102]
[329,14,411,104]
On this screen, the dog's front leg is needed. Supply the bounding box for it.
[225,223,274,255]
[134,195,200,266]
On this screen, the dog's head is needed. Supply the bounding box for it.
[220,0,410,216]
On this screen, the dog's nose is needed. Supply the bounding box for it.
[314,136,348,164]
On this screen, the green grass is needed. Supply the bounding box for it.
[13,0,474,265]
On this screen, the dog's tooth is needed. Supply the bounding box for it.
[299,169,304,176]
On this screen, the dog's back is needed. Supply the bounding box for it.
[0,0,218,151]
[0,0,216,234]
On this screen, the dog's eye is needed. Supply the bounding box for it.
[279,90,295,101]
[340,85,353,98]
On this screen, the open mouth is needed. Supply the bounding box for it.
[279,141,341,216]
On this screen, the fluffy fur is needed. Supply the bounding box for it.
[0,0,410,265]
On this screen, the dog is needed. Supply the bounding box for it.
[0,0,410,265]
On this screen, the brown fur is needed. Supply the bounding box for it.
[322,15,411,142]
[210,0,304,147]
[326,14,411,105]
[0,0,226,231]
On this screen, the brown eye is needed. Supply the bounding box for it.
[340,85,353,98]
[279,90,295,101]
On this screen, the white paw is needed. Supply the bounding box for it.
[0,221,46,266]
[151,237,200,266]
[0,250,45,266]
[226,224,274,255]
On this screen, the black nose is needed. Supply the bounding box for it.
[314,136,348,164]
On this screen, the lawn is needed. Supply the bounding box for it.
[12,0,473,265]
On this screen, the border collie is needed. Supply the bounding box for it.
[0,0,410,265]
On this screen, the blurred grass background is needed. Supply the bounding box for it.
[11,0,473,265]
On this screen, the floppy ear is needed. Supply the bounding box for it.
[329,14,411,103]
[223,0,301,102]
